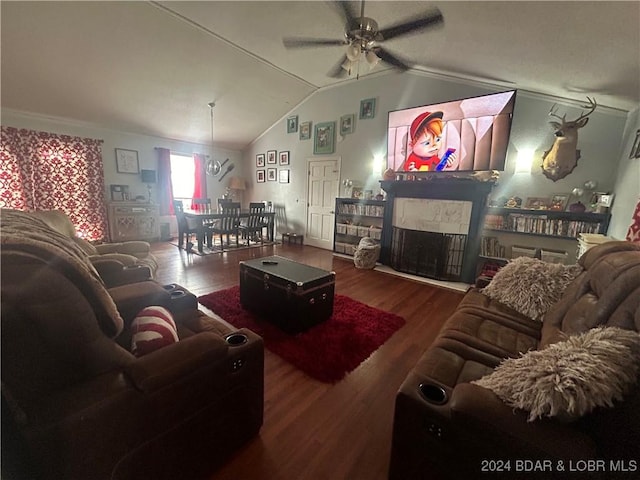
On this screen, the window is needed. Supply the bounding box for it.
[170,153,195,200]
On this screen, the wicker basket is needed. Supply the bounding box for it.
[353,237,381,269]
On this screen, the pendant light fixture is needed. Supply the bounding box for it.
[205,101,221,176]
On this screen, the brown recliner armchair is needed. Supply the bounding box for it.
[29,209,158,285]
[1,210,264,480]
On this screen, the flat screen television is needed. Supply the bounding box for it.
[387,90,517,173]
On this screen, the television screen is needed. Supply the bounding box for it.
[387,90,516,173]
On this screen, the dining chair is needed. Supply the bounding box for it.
[192,197,212,212]
[193,198,217,237]
[217,198,233,213]
[211,202,241,251]
[261,201,275,241]
[173,200,200,251]
[239,202,267,245]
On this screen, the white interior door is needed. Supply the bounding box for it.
[306,157,340,250]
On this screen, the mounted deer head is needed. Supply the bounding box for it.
[541,96,597,181]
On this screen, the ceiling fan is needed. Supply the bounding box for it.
[282,1,444,78]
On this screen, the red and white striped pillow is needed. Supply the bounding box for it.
[131,306,178,357]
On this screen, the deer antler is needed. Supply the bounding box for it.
[574,96,597,123]
[548,104,566,122]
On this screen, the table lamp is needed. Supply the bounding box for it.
[227,176,246,203]
[140,169,157,203]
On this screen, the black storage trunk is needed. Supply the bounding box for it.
[239,255,335,333]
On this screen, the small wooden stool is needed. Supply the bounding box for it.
[282,232,304,245]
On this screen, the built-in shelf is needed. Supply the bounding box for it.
[484,229,596,241]
[480,207,611,267]
[483,207,610,239]
[333,198,385,256]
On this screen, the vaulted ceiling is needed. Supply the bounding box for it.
[2,1,638,151]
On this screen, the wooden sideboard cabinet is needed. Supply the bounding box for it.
[108,202,160,242]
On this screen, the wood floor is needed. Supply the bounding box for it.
[151,241,465,480]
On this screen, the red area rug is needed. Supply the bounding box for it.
[198,286,405,383]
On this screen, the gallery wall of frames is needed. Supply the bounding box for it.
[254,98,376,186]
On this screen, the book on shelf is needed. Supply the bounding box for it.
[481,236,506,258]
[337,203,384,217]
[484,214,504,230]
[484,212,602,238]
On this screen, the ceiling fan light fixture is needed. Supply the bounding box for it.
[346,42,361,61]
[341,58,354,72]
[365,50,380,67]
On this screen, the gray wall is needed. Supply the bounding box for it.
[3,70,638,243]
[609,106,640,239]
[244,71,632,236]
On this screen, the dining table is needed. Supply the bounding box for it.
[183,208,275,253]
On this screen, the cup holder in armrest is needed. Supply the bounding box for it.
[162,285,197,313]
[225,333,248,346]
[419,383,448,405]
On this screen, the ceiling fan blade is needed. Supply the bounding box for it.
[377,9,444,41]
[328,54,349,78]
[331,1,358,28]
[283,37,346,49]
[374,47,413,71]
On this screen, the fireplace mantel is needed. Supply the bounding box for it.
[379,178,496,283]
[380,179,495,200]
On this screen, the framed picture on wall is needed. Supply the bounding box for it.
[359,98,376,119]
[300,121,311,140]
[279,151,290,165]
[630,129,640,159]
[267,150,277,164]
[549,194,569,211]
[287,115,298,133]
[313,121,336,155]
[115,148,139,174]
[256,169,265,183]
[110,184,130,201]
[279,169,290,183]
[340,114,355,135]
[267,168,277,181]
[256,153,265,167]
[525,197,550,210]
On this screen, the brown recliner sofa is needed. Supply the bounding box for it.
[389,241,640,480]
[28,209,159,286]
[1,209,264,480]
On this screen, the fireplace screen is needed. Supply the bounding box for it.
[390,227,467,281]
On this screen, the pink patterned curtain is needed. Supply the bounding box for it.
[0,126,108,241]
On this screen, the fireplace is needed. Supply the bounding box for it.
[380,179,494,283]
[391,229,468,281]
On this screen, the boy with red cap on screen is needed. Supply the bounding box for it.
[403,111,458,172]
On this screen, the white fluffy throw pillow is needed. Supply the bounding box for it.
[481,256,582,321]
[473,327,640,422]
